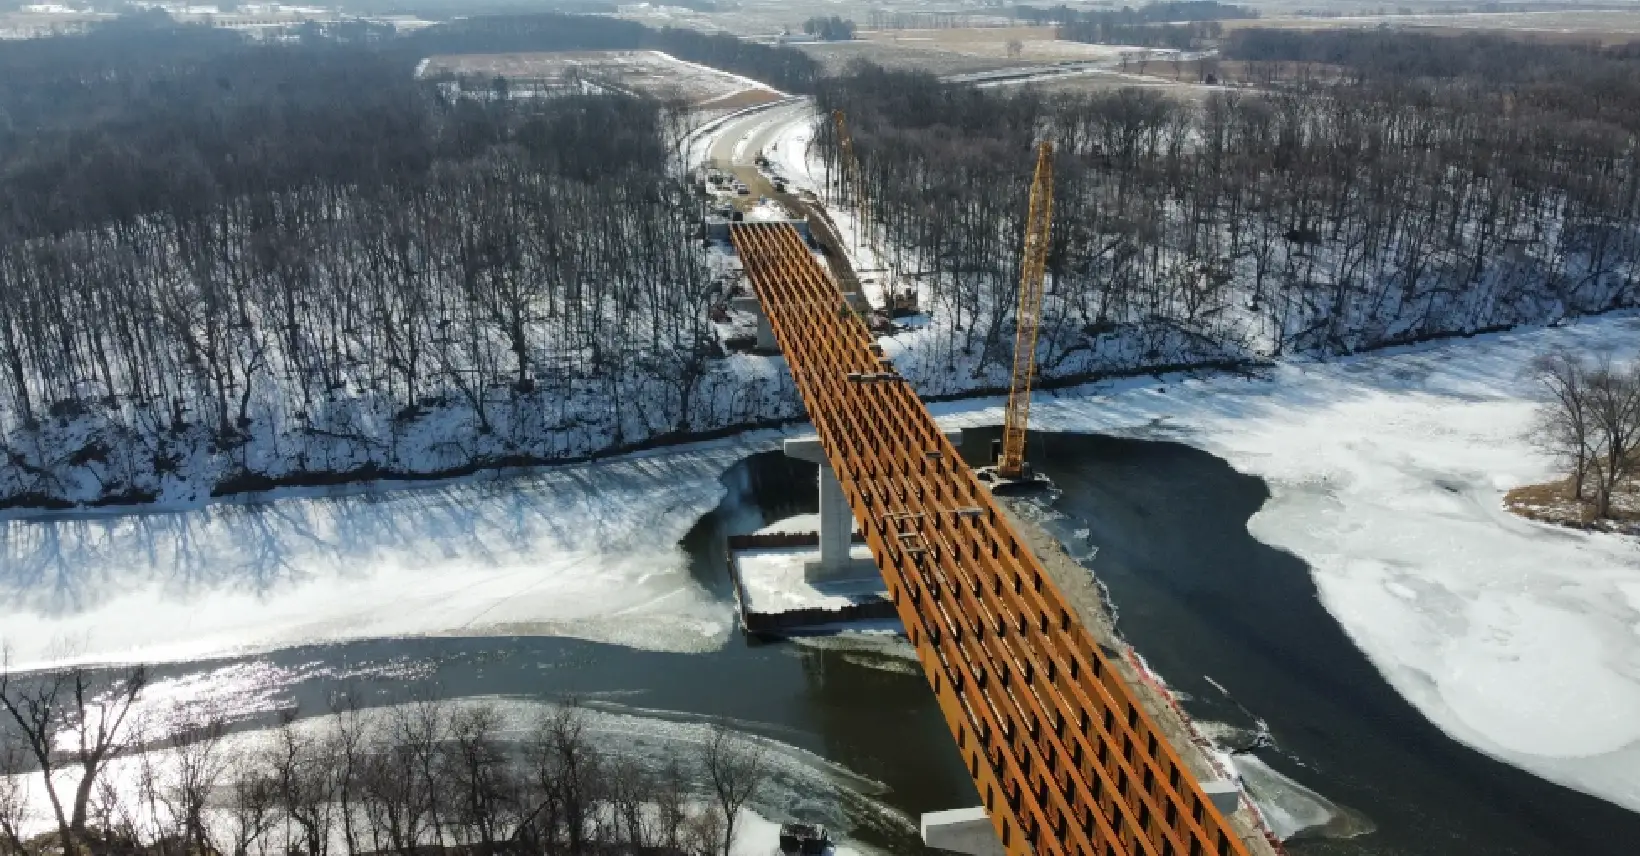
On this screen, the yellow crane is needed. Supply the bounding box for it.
[996,141,1055,481]
[832,110,871,247]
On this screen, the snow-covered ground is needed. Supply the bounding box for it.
[0,431,786,671]
[733,544,881,614]
[6,85,1639,821]
[0,697,903,852]
[5,295,1636,816]
[929,312,1640,815]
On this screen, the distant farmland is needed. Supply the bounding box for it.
[419,49,783,109]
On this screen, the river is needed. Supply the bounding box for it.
[5,434,1638,855]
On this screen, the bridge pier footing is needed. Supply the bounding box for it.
[921,807,1004,856]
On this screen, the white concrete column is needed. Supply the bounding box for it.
[783,438,868,582]
[783,429,963,583]
[731,296,778,352]
[816,462,852,573]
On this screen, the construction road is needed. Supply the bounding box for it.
[729,220,1257,856]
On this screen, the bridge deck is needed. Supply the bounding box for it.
[730,222,1255,856]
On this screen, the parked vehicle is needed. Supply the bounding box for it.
[778,823,830,855]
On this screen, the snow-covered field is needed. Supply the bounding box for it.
[930,312,1640,815]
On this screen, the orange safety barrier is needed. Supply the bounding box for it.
[730,222,1256,856]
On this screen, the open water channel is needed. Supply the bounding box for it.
[8,433,1639,855]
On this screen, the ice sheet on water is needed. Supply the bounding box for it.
[1232,754,1371,841]
[0,432,786,671]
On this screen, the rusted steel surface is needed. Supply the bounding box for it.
[731,222,1253,856]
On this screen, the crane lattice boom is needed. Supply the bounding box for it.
[832,110,870,242]
[998,141,1055,480]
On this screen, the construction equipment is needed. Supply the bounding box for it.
[996,141,1055,481]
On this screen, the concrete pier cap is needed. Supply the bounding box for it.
[730,296,778,352]
[783,428,961,583]
[921,807,1005,856]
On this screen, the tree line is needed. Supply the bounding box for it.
[1223,27,1640,93]
[1014,2,1256,26]
[0,18,822,507]
[1015,2,1253,49]
[0,658,773,856]
[802,16,855,42]
[814,47,1640,387]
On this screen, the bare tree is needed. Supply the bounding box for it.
[524,703,601,856]
[0,648,148,856]
[700,723,768,856]
[1583,356,1640,518]
[0,728,28,856]
[268,709,342,856]
[327,691,367,856]
[224,761,278,856]
[1531,350,1595,501]
[443,703,516,855]
[652,759,689,854]
[159,707,230,856]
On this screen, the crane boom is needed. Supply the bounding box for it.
[832,110,870,244]
[998,141,1054,481]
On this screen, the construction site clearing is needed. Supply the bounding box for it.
[417,49,783,111]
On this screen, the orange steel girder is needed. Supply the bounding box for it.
[729,222,1253,856]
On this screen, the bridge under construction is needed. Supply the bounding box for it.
[729,220,1259,856]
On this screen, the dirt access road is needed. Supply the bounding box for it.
[706,101,869,309]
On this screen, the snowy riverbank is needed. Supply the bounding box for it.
[6,312,1638,817]
[0,430,787,670]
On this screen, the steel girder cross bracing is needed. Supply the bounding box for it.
[729,222,1253,856]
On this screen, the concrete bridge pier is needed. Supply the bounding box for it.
[784,428,961,583]
[921,807,1005,856]
[783,437,873,582]
[731,296,779,352]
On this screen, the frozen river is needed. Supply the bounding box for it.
[5,314,1640,854]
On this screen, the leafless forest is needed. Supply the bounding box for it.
[3,16,1639,509]
[0,16,818,509]
[815,33,1640,390]
[0,660,772,856]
